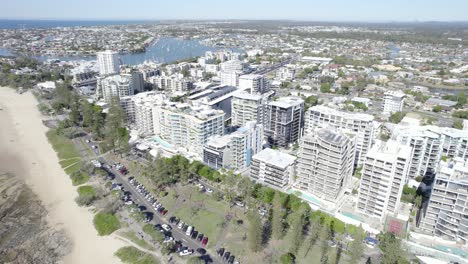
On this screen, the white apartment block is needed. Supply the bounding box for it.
[296,128,356,203]
[203,121,263,170]
[266,96,305,147]
[383,91,405,115]
[220,60,245,72]
[220,71,240,87]
[304,105,374,166]
[250,148,296,189]
[392,125,468,179]
[152,103,225,156]
[120,92,167,136]
[99,74,134,102]
[419,158,468,243]
[239,74,270,94]
[97,50,120,76]
[231,91,269,127]
[357,140,412,222]
[149,75,193,92]
[276,65,296,81]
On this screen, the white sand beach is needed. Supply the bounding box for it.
[0,87,126,264]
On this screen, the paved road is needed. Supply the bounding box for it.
[76,133,220,263]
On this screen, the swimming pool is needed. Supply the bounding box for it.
[341,211,364,222]
[150,135,173,149]
[287,189,322,206]
[434,245,468,258]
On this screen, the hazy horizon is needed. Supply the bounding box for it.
[1,0,467,22]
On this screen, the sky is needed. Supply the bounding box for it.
[1,0,467,22]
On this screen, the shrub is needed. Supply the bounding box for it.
[75,185,96,206]
[142,224,164,243]
[115,246,159,264]
[93,212,120,236]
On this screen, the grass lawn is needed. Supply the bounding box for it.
[93,212,120,236]
[119,231,153,251]
[46,130,81,160]
[77,185,96,197]
[64,162,82,174]
[59,158,80,168]
[115,246,159,264]
[70,171,90,186]
[173,206,225,247]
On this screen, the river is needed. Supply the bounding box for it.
[1,37,242,65]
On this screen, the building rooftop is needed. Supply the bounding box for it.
[269,96,304,108]
[315,128,355,146]
[367,140,412,161]
[308,105,374,122]
[253,148,296,169]
[233,90,265,101]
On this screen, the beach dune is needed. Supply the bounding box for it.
[0,88,125,264]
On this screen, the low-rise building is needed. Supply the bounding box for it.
[250,148,296,189]
[203,121,263,170]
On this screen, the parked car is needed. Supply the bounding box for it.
[161,224,172,232]
[191,230,198,239]
[201,236,208,246]
[223,252,231,261]
[154,224,163,232]
[196,248,206,255]
[177,222,184,229]
[228,255,235,264]
[197,233,204,241]
[217,248,225,256]
[179,249,194,256]
[185,226,193,236]
[163,236,174,243]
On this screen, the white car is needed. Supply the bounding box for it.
[161,224,172,232]
[179,249,193,256]
[163,236,174,243]
[177,222,184,229]
[91,160,102,168]
[206,188,213,193]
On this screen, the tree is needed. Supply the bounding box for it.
[281,252,296,264]
[288,206,307,253]
[379,232,408,264]
[414,195,423,210]
[349,225,365,264]
[105,97,127,152]
[247,211,263,252]
[92,109,104,139]
[453,119,463,129]
[237,176,253,199]
[320,83,331,93]
[271,193,285,239]
[69,94,80,125]
[389,112,406,124]
[319,224,331,262]
[432,105,442,113]
[82,101,94,127]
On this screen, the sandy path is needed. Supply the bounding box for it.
[0,88,126,264]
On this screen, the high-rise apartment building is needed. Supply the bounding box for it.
[220,71,240,87]
[357,140,412,222]
[99,74,134,102]
[392,125,468,179]
[120,92,167,136]
[239,74,270,94]
[152,103,225,156]
[97,50,120,76]
[203,121,263,170]
[296,128,356,203]
[231,91,269,127]
[266,97,304,147]
[418,158,468,243]
[250,148,296,189]
[383,91,406,115]
[304,105,374,166]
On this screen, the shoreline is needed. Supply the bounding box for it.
[0,87,126,264]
